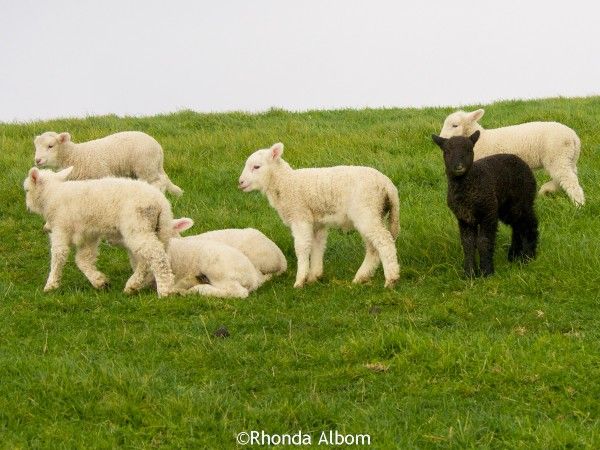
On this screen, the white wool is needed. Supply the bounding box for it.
[33,131,183,196]
[191,228,287,275]
[126,220,273,298]
[238,143,400,288]
[23,167,176,297]
[439,109,584,206]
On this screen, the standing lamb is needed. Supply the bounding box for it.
[127,219,273,298]
[192,228,287,276]
[238,143,400,288]
[33,131,183,196]
[432,131,539,277]
[438,109,584,206]
[23,167,176,297]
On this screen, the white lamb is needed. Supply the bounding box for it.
[191,228,287,276]
[128,219,272,298]
[439,109,584,206]
[24,167,176,297]
[33,131,183,196]
[238,143,400,288]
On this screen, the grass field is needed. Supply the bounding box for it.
[1,96,599,448]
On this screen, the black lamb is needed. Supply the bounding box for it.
[432,130,539,277]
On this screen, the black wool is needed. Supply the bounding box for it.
[432,131,539,277]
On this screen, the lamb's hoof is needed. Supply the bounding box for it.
[293,280,306,288]
[306,273,322,284]
[123,285,139,295]
[352,273,371,284]
[92,277,110,290]
[43,282,59,292]
[384,277,399,288]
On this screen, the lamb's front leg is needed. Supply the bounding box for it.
[477,220,498,277]
[44,230,70,292]
[307,226,328,283]
[458,220,478,278]
[74,238,109,289]
[290,222,313,288]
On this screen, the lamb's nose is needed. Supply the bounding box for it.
[238,179,244,185]
[35,158,42,165]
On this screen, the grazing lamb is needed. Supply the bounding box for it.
[238,143,400,288]
[128,219,271,298]
[192,228,287,276]
[439,109,584,206]
[23,167,176,297]
[432,131,539,277]
[33,131,183,196]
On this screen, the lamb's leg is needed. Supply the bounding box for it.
[458,221,478,278]
[290,222,313,288]
[181,282,249,299]
[508,227,523,262]
[353,240,380,284]
[539,180,559,196]
[514,213,539,262]
[125,250,154,290]
[74,239,108,289]
[44,231,71,291]
[354,220,399,288]
[546,163,585,206]
[307,226,328,283]
[477,220,498,277]
[124,233,174,297]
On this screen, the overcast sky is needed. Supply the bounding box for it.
[1,0,599,122]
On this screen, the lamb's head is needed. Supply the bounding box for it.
[23,166,73,214]
[33,131,72,167]
[432,131,480,178]
[238,142,284,192]
[171,218,194,238]
[439,109,484,138]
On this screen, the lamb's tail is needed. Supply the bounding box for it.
[384,181,400,240]
[572,134,581,165]
[161,171,184,196]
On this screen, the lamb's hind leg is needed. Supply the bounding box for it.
[182,281,249,299]
[354,219,399,288]
[546,162,585,206]
[514,213,539,261]
[477,220,498,277]
[124,232,174,297]
[74,239,108,289]
[353,240,380,284]
[307,226,328,283]
[538,180,559,196]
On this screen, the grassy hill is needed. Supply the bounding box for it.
[1,97,599,448]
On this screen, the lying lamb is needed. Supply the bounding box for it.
[439,109,584,206]
[34,131,183,196]
[24,167,176,297]
[238,143,400,288]
[432,131,539,277]
[192,228,287,276]
[127,219,272,298]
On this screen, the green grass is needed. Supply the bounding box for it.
[1,96,599,448]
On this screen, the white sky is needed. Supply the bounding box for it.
[1,0,599,122]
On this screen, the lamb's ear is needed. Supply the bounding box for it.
[172,218,194,233]
[55,166,74,180]
[57,132,71,144]
[431,134,447,148]
[29,167,40,184]
[469,130,481,145]
[469,109,484,123]
[270,142,284,160]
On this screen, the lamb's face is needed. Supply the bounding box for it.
[439,109,484,139]
[23,166,73,214]
[432,131,480,177]
[238,143,284,192]
[33,131,70,167]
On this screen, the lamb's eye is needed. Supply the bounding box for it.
[452,124,458,128]
[48,145,54,149]
[253,165,261,170]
